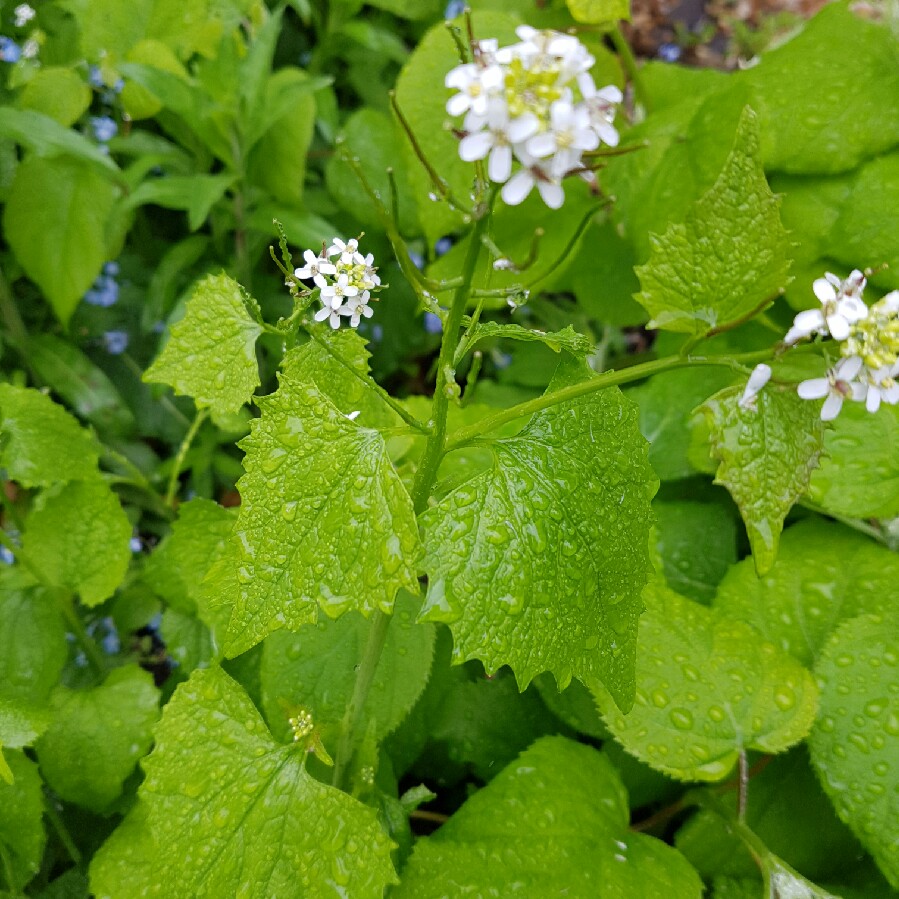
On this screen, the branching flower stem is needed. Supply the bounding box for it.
[443,348,773,453]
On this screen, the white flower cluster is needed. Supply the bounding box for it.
[294,237,380,330]
[754,270,899,421]
[445,26,622,209]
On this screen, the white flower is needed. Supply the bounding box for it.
[738,364,772,410]
[501,151,564,209]
[862,362,899,413]
[784,271,869,344]
[526,99,599,178]
[354,252,381,289]
[14,4,35,27]
[294,249,336,288]
[320,273,358,309]
[343,291,375,328]
[578,74,622,147]
[459,102,539,183]
[445,62,503,118]
[314,301,346,330]
[326,237,359,263]
[797,355,865,420]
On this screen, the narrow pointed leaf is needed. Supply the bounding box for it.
[139,666,397,898]
[634,106,791,335]
[144,273,263,416]
[0,384,99,487]
[420,359,656,708]
[221,362,420,656]
[461,321,595,358]
[594,581,818,781]
[809,614,899,888]
[395,736,701,897]
[698,384,826,575]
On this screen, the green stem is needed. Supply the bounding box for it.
[409,203,493,513]
[101,448,172,520]
[0,264,28,348]
[44,795,82,865]
[332,610,391,790]
[611,26,651,114]
[165,408,209,508]
[56,589,107,674]
[304,329,431,434]
[444,349,772,453]
[0,841,21,896]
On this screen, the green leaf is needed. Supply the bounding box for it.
[594,580,819,781]
[139,666,397,897]
[809,613,899,888]
[420,358,656,707]
[144,273,263,417]
[534,673,608,740]
[699,384,826,575]
[634,107,791,335]
[160,609,214,674]
[260,592,434,746]
[462,321,594,358]
[90,805,165,899]
[219,358,421,656]
[0,751,45,892]
[124,173,234,231]
[36,666,159,812]
[17,67,92,127]
[143,498,236,616]
[22,479,132,607]
[0,698,51,751]
[628,366,736,481]
[3,157,119,326]
[654,500,737,603]
[743,2,899,174]
[25,333,136,437]
[0,108,121,177]
[808,401,899,519]
[713,518,898,668]
[566,0,630,25]
[0,571,68,707]
[394,735,702,898]
[0,384,99,487]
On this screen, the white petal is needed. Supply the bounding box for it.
[850,381,868,402]
[446,93,471,117]
[596,85,623,104]
[883,384,899,404]
[527,132,557,158]
[866,388,882,414]
[793,309,825,333]
[536,179,565,209]
[824,272,842,288]
[488,145,512,183]
[459,130,493,162]
[595,122,619,147]
[882,290,899,313]
[574,127,600,151]
[837,296,868,322]
[507,113,539,142]
[813,278,837,303]
[314,306,330,322]
[313,273,328,289]
[835,355,863,380]
[826,313,850,341]
[797,378,830,399]
[747,363,772,391]
[821,393,844,420]
[577,71,596,99]
[294,265,312,279]
[501,170,534,206]
[329,312,342,329]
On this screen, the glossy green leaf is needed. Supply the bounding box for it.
[90,805,164,899]
[0,571,68,707]
[0,699,51,751]
[809,614,899,888]
[808,401,899,520]
[714,518,898,667]
[260,592,434,746]
[594,581,819,781]
[420,359,656,707]
[124,173,234,231]
[395,736,702,897]
[699,384,826,575]
[0,108,121,176]
[25,333,136,437]
[143,498,236,616]
[567,0,630,24]
[628,366,735,481]
[219,359,420,656]
[17,67,92,127]
[0,751,45,892]
[144,273,263,417]
[0,384,99,487]
[4,157,119,326]
[139,666,397,897]
[654,500,737,603]
[635,107,790,334]
[743,2,899,174]
[36,666,159,812]
[23,479,131,607]
[462,321,594,358]
[161,609,214,674]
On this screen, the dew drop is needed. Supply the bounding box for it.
[669,708,694,730]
